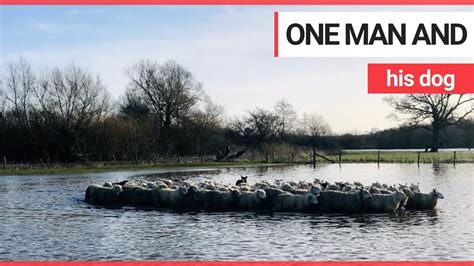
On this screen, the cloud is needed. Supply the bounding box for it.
[30,22,64,34]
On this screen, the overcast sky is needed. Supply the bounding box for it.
[1,5,471,133]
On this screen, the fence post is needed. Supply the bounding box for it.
[338,151,342,164]
[377,151,380,164]
[453,151,456,165]
[417,151,421,165]
[312,148,316,167]
[3,156,6,169]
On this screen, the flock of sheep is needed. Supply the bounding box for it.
[85,176,444,213]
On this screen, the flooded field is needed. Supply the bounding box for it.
[0,163,473,260]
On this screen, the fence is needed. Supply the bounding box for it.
[1,155,216,170]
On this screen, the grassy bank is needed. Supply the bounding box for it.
[0,161,285,176]
[321,150,474,164]
[1,150,472,176]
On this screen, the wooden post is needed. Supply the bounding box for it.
[453,151,456,165]
[3,156,6,169]
[417,151,421,165]
[112,153,117,165]
[377,151,380,164]
[312,148,316,167]
[338,151,342,164]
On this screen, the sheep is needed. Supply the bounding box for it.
[154,181,169,189]
[371,182,384,189]
[409,183,421,193]
[379,189,393,195]
[369,187,382,194]
[236,176,248,186]
[192,189,242,211]
[325,184,341,191]
[397,186,415,210]
[127,186,155,207]
[238,189,267,211]
[280,183,295,193]
[310,184,323,195]
[341,184,356,192]
[272,192,319,212]
[362,191,408,213]
[85,184,122,205]
[317,189,372,213]
[405,189,444,210]
[262,187,287,209]
[297,181,310,190]
[153,186,189,209]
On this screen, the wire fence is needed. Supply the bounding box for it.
[1,155,217,169]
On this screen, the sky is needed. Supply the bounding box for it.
[0,5,472,133]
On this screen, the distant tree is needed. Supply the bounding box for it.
[119,91,150,121]
[32,64,111,161]
[273,99,296,137]
[2,58,35,130]
[385,94,473,152]
[233,108,281,147]
[126,60,202,130]
[299,112,332,137]
[35,64,111,132]
[457,118,474,150]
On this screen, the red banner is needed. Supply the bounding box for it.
[368,64,474,94]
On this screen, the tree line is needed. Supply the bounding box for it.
[1,58,472,164]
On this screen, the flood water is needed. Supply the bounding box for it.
[0,163,473,260]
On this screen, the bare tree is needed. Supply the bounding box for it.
[1,58,36,129]
[233,108,281,147]
[274,99,296,137]
[35,64,111,132]
[299,112,332,137]
[127,60,202,129]
[385,94,473,152]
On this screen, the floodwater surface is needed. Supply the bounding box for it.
[0,163,473,260]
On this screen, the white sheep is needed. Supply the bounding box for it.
[318,189,372,213]
[153,186,189,208]
[193,189,241,211]
[85,184,122,205]
[272,192,318,212]
[262,187,287,209]
[238,189,267,210]
[371,182,384,189]
[406,189,444,210]
[128,186,155,207]
[409,183,421,193]
[397,186,415,210]
[363,191,408,213]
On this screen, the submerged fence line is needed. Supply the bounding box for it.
[1,150,473,170]
[1,155,217,170]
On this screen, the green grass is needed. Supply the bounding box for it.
[1,151,472,176]
[321,151,474,164]
[0,161,284,176]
